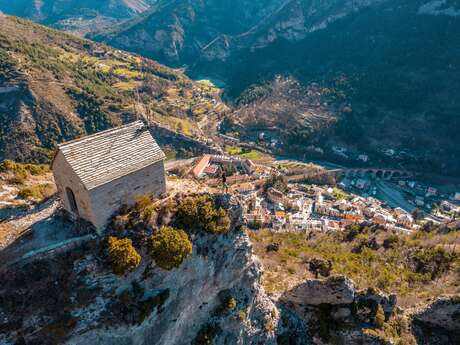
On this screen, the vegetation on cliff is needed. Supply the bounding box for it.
[176,195,231,234]
[250,226,460,306]
[107,236,141,275]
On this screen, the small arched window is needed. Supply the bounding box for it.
[66,187,79,215]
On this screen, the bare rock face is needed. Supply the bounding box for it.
[285,275,355,306]
[412,296,460,345]
[278,276,401,345]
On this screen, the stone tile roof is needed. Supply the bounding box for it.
[57,121,165,190]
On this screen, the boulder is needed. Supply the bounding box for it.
[332,307,352,320]
[266,242,280,252]
[412,296,460,345]
[286,275,355,306]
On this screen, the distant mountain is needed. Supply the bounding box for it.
[0,15,222,162]
[3,0,460,175]
[0,0,156,35]
[89,0,288,65]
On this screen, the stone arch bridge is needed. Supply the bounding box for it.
[332,168,414,180]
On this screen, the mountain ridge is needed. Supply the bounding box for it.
[0,0,156,35]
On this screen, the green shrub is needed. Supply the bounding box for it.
[149,227,192,270]
[1,160,50,185]
[383,234,399,249]
[0,160,49,175]
[0,159,19,172]
[412,246,456,279]
[107,237,141,275]
[237,310,246,321]
[373,304,386,328]
[332,187,347,200]
[227,297,237,310]
[192,323,220,345]
[309,257,333,278]
[134,195,152,212]
[176,195,230,234]
[17,183,55,201]
[24,163,50,175]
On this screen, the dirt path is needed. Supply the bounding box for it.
[0,198,59,250]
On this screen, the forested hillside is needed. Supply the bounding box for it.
[0,15,221,162]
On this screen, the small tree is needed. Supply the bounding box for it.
[264,174,288,193]
[412,246,456,279]
[412,208,425,223]
[149,227,193,270]
[107,237,141,275]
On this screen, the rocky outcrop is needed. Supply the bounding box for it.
[356,288,397,320]
[65,232,279,345]
[412,296,460,345]
[279,276,398,345]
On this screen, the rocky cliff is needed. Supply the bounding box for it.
[0,195,280,345]
[1,192,458,345]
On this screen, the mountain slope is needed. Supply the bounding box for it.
[0,14,222,162]
[0,0,156,36]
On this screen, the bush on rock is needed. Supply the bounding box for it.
[176,195,230,234]
[149,227,193,270]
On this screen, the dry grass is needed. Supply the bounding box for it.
[17,183,56,202]
[151,113,199,136]
[113,81,142,91]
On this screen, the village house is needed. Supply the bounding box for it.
[397,213,414,229]
[192,154,255,178]
[306,219,326,232]
[52,121,166,229]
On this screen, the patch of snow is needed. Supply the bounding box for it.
[419,0,460,16]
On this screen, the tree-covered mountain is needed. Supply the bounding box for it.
[216,0,460,176]
[0,14,222,162]
[0,0,156,35]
